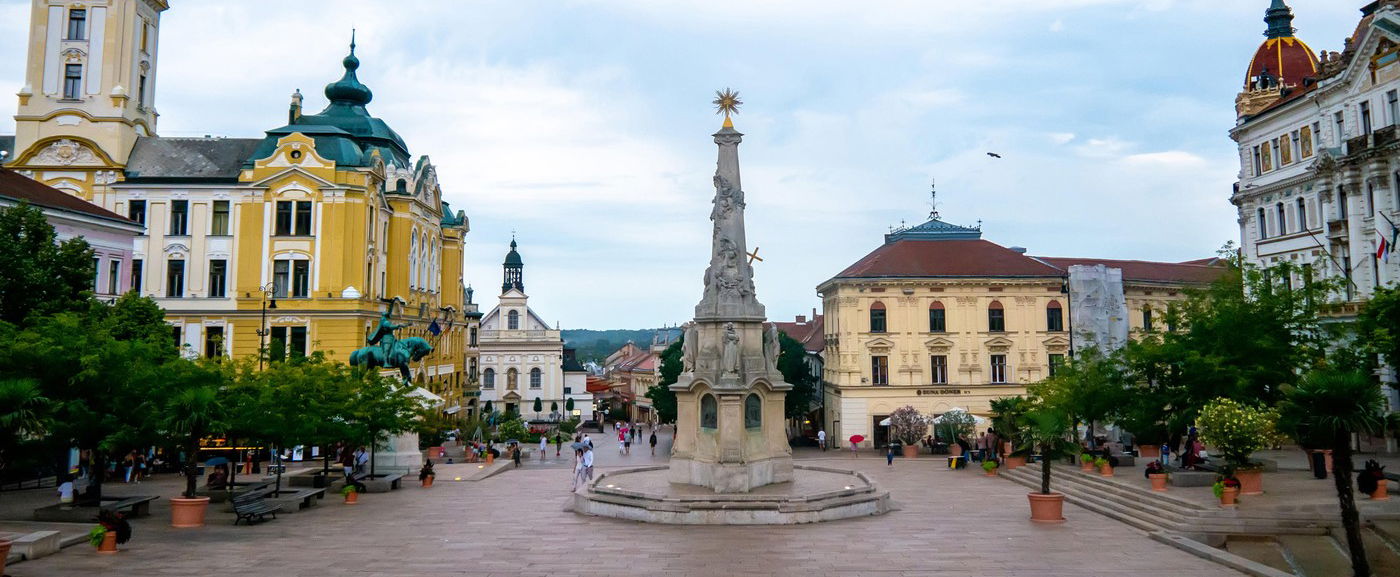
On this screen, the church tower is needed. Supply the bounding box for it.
[7,0,167,201]
[502,238,524,294]
[1235,0,1318,118]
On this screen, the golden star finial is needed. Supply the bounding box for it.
[713,88,742,128]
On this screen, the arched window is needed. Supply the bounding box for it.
[988,301,1005,332]
[507,310,520,330]
[1141,305,1154,332]
[506,368,518,390]
[409,232,419,288]
[1046,301,1063,332]
[700,394,718,429]
[1296,197,1308,230]
[928,301,945,332]
[482,368,495,389]
[1276,202,1287,235]
[395,179,407,194]
[869,301,887,333]
[1257,207,1268,240]
[744,394,762,429]
[529,367,542,388]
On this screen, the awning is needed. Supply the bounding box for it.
[443,405,461,415]
[408,387,446,407]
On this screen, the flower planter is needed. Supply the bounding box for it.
[1027,492,1066,523]
[1148,473,1169,492]
[1370,482,1389,501]
[984,467,999,477]
[0,539,11,574]
[1098,464,1114,477]
[344,492,359,505]
[1137,445,1161,459]
[1004,456,1026,469]
[170,496,211,528]
[1080,459,1096,472]
[422,476,434,488]
[97,531,118,553]
[901,445,919,459]
[1236,469,1264,496]
[1219,487,1239,508]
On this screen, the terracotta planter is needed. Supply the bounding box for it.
[1002,441,1012,455]
[1080,459,1096,472]
[984,467,999,477]
[1370,481,1389,501]
[1137,445,1161,459]
[1098,464,1114,477]
[97,530,118,553]
[1148,473,1168,492]
[1027,492,1066,523]
[0,539,10,574]
[344,491,359,504]
[170,496,211,528]
[422,476,434,488]
[1219,487,1239,508]
[1004,456,1026,469]
[1236,469,1264,496]
[901,445,919,459]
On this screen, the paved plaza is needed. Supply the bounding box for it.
[2,430,1245,577]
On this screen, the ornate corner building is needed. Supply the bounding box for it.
[1,0,482,411]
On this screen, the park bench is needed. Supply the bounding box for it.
[106,495,158,517]
[264,487,327,513]
[33,495,158,522]
[359,473,403,493]
[232,489,281,525]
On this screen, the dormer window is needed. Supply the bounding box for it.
[67,9,86,40]
[508,309,520,330]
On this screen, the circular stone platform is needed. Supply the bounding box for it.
[571,464,891,524]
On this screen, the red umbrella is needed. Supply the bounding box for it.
[849,435,865,445]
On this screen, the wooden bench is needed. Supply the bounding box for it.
[232,489,281,525]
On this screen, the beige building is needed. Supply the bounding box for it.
[817,212,1223,448]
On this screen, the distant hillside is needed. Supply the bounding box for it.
[563,328,676,364]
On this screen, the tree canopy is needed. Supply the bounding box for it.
[0,202,97,325]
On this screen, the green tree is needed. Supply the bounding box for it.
[1278,370,1386,577]
[776,331,817,419]
[990,396,1033,454]
[0,202,97,325]
[645,339,682,423]
[342,369,419,477]
[158,359,228,498]
[532,397,543,419]
[1359,285,1400,371]
[1019,403,1078,495]
[0,378,49,482]
[1029,349,1124,446]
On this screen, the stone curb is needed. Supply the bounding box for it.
[1149,531,1295,577]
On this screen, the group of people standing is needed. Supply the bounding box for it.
[613,422,660,456]
[571,433,595,492]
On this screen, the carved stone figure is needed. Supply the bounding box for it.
[682,322,698,372]
[764,323,780,373]
[721,322,740,375]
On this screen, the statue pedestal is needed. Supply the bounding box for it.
[372,432,422,472]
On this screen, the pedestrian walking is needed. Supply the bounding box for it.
[649,431,658,456]
[571,448,587,491]
[539,436,548,460]
[817,429,826,451]
[886,444,895,466]
[582,446,595,483]
[554,433,562,457]
[512,444,522,468]
[618,429,626,454]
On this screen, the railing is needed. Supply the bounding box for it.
[478,330,560,342]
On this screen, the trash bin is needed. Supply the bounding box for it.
[1309,450,1328,479]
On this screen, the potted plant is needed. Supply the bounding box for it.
[991,396,1031,467]
[933,408,976,458]
[888,406,928,459]
[162,367,226,529]
[1079,452,1096,472]
[90,510,129,553]
[341,484,359,504]
[1019,405,1077,523]
[1213,476,1241,507]
[1095,456,1113,477]
[982,459,999,477]
[1198,398,1277,496]
[1358,460,1388,501]
[1145,460,1169,491]
[419,459,436,488]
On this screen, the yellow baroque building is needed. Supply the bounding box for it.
[816,212,1223,448]
[2,0,482,412]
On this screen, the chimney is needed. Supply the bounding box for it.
[812,307,818,320]
[796,315,806,324]
[1010,246,1027,254]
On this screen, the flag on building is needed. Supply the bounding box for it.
[1381,213,1399,264]
[427,320,442,336]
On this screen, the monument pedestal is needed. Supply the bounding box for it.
[372,432,422,472]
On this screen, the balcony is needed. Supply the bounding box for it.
[1326,218,1349,240]
[478,329,561,343]
[1345,125,1398,156]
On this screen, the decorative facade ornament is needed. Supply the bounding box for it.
[61,47,85,63]
[33,139,101,166]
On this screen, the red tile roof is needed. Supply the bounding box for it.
[0,167,135,225]
[1246,37,1319,93]
[1033,257,1225,285]
[828,239,1064,282]
[772,315,825,353]
[585,376,612,394]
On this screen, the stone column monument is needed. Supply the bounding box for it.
[669,89,794,493]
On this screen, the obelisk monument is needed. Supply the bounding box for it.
[669,90,793,493]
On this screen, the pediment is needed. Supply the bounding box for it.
[983,336,1015,351]
[1333,11,1400,91]
[864,337,896,351]
[923,336,956,351]
[1042,335,1071,353]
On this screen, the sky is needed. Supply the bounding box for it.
[0,1,1368,329]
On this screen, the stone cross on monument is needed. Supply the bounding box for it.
[670,90,794,493]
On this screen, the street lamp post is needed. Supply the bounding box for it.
[256,282,278,370]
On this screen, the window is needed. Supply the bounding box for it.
[67,9,86,40]
[169,200,188,235]
[469,358,478,381]
[92,257,100,292]
[273,260,290,298]
[1270,139,1281,167]
[928,302,945,332]
[1049,354,1065,377]
[291,260,309,298]
[700,394,718,429]
[1166,305,1179,332]
[211,201,230,235]
[131,259,143,293]
[171,325,183,349]
[63,64,82,99]
[128,200,147,227]
[107,261,120,295]
[204,326,224,359]
[529,368,541,389]
[482,368,495,389]
[1142,307,1154,332]
[1368,183,1376,213]
[1046,301,1064,332]
[137,74,147,108]
[1389,90,1399,126]
[506,368,518,390]
[869,301,887,333]
[208,260,227,298]
[289,326,307,357]
[1252,146,1262,176]
[507,310,520,330]
[930,355,948,384]
[1338,186,1349,220]
[469,327,478,346]
[744,394,762,429]
[1276,202,1287,235]
[871,355,889,386]
[1362,101,1373,135]
[988,301,1005,332]
[989,354,1007,384]
[165,259,185,297]
[275,201,313,236]
[1257,207,1268,239]
[1296,197,1308,230]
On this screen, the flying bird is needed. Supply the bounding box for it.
[986,152,1002,158]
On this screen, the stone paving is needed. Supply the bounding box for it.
[3,430,1245,577]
